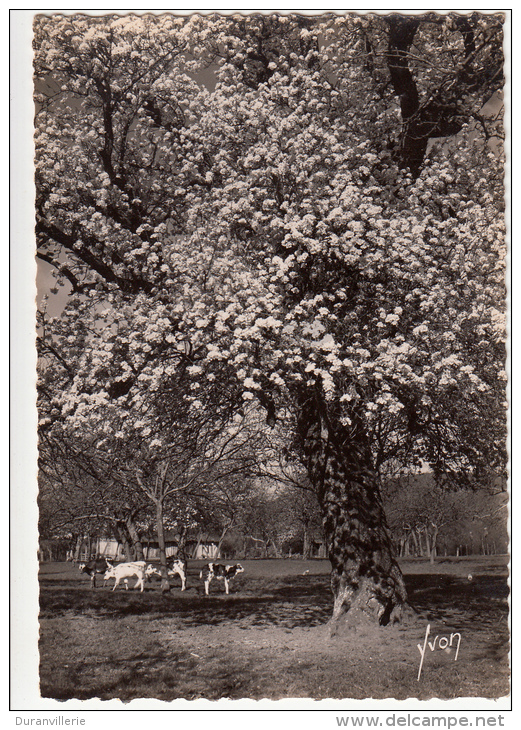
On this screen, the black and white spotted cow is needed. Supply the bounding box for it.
[145,558,187,591]
[199,562,244,595]
[78,558,113,588]
[168,558,187,590]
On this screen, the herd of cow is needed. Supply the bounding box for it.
[77,557,245,595]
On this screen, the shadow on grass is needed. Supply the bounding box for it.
[40,575,335,628]
[40,571,509,634]
[405,573,509,625]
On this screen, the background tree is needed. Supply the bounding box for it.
[383,474,467,562]
[35,12,506,633]
[383,473,508,559]
[256,470,324,559]
[133,413,264,589]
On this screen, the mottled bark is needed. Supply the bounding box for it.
[191,532,203,560]
[217,521,234,556]
[155,500,171,593]
[297,396,408,633]
[112,522,132,561]
[73,535,82,562]
[125,516,144,561]
[302,521,311,560]
[429,524,439,564]
[411,529,422,557]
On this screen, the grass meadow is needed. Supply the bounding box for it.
[38,556,509,703]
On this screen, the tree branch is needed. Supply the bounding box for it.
[36,217,154,295]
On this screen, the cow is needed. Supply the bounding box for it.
[168,558,187,591]
[78,558,113,588]
[104,561,147,592]
[144,559,187,591]
[144,563,161,581]
[199,562,244,595]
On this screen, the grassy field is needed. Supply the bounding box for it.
[38,556,510,702]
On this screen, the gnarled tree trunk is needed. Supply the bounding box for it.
[125,514,144,561]
[297,396,408,634]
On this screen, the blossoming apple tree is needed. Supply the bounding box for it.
[35,12,506,631]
